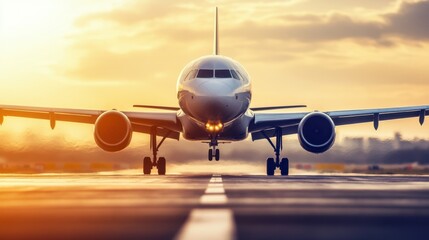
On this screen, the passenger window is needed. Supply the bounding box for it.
[230,70,241,80]
[197,69,214,78]
[215,69,232,78]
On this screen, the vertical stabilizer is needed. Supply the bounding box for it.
[214,7,219,55]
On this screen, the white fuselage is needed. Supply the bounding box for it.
[176,55,253,141]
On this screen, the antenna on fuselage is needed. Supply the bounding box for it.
[213,7,219,55]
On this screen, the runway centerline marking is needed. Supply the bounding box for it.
[175,175,236,240]
[205,183,225,194]
[174,209,235,240]
[200,175,227,204]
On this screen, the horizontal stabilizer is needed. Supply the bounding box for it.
[133,105,180,111]
[250,105,307,111]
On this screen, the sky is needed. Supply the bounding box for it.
[0,0,429,167]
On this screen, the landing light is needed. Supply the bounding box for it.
[206,122,223,132]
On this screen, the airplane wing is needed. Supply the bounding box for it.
[250,105,429,140]
[0,104,181,140]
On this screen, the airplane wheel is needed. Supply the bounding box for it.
[266,158,275,176]
[143,157,152,175]
[157,157,166,175]
[215,149,220,161]
[208,149,213,161]
[280,158,289,176]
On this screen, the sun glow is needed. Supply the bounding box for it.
[0,1,65,37]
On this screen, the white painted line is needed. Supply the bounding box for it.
[176,175,236,240]
[205,183,225,194]
[200,194,228,204]
[207,183,223,188]
[174,209,236,240]
[209,177,223,183]
[201,175,227,204]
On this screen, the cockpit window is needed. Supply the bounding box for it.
[197,69,213,78]
[230,69,242,80]
[215,69,232,78]
[195,69,236,79]
[184,69,198,81]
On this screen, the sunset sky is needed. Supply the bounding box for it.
[1,0,429,157]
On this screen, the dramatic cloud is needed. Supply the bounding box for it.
[386,0,429,39]
[74,1,429,44]
[231,1,429,43]
[61,0,429,82]
[230,15,385,43]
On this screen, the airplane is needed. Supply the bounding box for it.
[1,8,428,176]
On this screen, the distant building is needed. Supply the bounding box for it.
[343,137,364,153]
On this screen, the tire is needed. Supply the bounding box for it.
[143,157,152,175]
[266,158,275,176]
[157,157,166,175]
[215,149,220,161]
[208,149,213,161]
[280,158,289,176]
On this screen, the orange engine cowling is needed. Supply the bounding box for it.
[94,110,132,152]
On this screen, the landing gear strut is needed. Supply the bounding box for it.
[262,127,289,176]
[143,127,170,175]
[207,136,220,161]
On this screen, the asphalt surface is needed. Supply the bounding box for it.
[1,173,429,240]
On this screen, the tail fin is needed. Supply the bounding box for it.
[213,7,219,55]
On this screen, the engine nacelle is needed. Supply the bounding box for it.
[298,112,336,154]
[94,110,132,152]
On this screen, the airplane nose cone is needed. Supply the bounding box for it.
[186,95,233,123]
[182,79,245,123]
[196,79,236,96]
[204,97,229,113]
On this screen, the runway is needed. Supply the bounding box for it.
[1,173,429,240]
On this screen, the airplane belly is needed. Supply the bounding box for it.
[218,113,253,141]
[178,90,250,125]
[178,112,253,141]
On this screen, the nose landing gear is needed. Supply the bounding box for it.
[206,135,224,161]
[208,148,220,161]
[207,137,220,161]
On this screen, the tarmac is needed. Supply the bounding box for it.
[1,172,429,240]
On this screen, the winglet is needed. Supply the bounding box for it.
[213,7,219,55]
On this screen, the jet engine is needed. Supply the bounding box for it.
[298,112,336,153]
[94,110,132,152]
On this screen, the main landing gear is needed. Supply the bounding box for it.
[143,127,170,175]
[262,127,289,176]
[208,137,220,161]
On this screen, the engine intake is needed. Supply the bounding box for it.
[94,110,132,152]
[298,112,336,153]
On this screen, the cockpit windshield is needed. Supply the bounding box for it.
[195,69,235,79]
[197,69,213,78]
[185,68,243,80]
[184,69,198,81]
[215,69,232,78]
[230,69,242,80]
